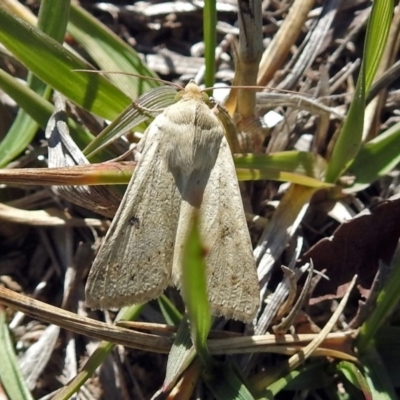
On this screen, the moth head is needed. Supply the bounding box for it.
[175,80,210,104]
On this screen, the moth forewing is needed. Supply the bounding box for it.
[203,138,260,322]
[172,135,260,323]
[85,114,180,309]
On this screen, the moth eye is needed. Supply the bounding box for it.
[201,92,209,102]
[175,91,183,102]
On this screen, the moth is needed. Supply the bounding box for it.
[85,81,260,322]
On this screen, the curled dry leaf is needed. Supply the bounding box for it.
[46,101,122,217]
[301,195,400,304]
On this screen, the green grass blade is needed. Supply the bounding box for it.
[363,0,394,93]
[157,295,183,326]
[0,68,53,128]
[0,0,69,167]
[0,69,53,168]
[337,361,372,398]
[203,0,217,88]
[325,0,393,182]
[234,151,331,187]
[360,347,397,400]
[68,4,159,98]
[348,120,400,191]
[0,6,131,120]
[0,68,111,163]
[0,310,34,400]
[325,56,365,183]
[256,362,330,398]
[38,0,70,43]
[180,211,213,369]
[375,326,400,386]
[0,105,44,168]
[52,305,144,400]
[357,254,400,352]
[204,364,255,400]
[163,319,197,392]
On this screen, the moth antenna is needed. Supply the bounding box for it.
[72,69,184,90]
[202,84,298,95]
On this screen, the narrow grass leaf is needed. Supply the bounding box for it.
[337,361,372,398]
[357,254,400,352]
[325,0,393,182]
[262,361,331,395]
[363,0,394,93]
[235,151,326,178]
[236,168,332,187]
[0,68,53,128]
[203,0,217,89]
[0,68,111,163]
[348,120,400,191]
[325,56,365,183]
[0,0,68,167]
[0,309,34,400]
[68,4,159,98]
[0,107,43,168]
[375,326,400,386]
[204,364,255,400]
[163,318,197,392]
[359,347,396,400]
[0,6,131,120]
[234,151,331,187]
[180,211,212,369]
[158,295,183,326]
[52,305,144,400]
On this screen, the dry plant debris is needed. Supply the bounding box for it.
[0,0,399,399]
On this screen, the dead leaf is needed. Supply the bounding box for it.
[301,195,400,303]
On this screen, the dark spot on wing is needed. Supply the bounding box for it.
[96,270,106,281]
[128,216,140,228]
[231,274,239,285]
[112,263,121,272]
[221,225,231,239]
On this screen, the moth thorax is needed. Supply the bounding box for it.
[162,123,223,176]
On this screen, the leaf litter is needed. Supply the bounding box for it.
[0,0,399,398]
